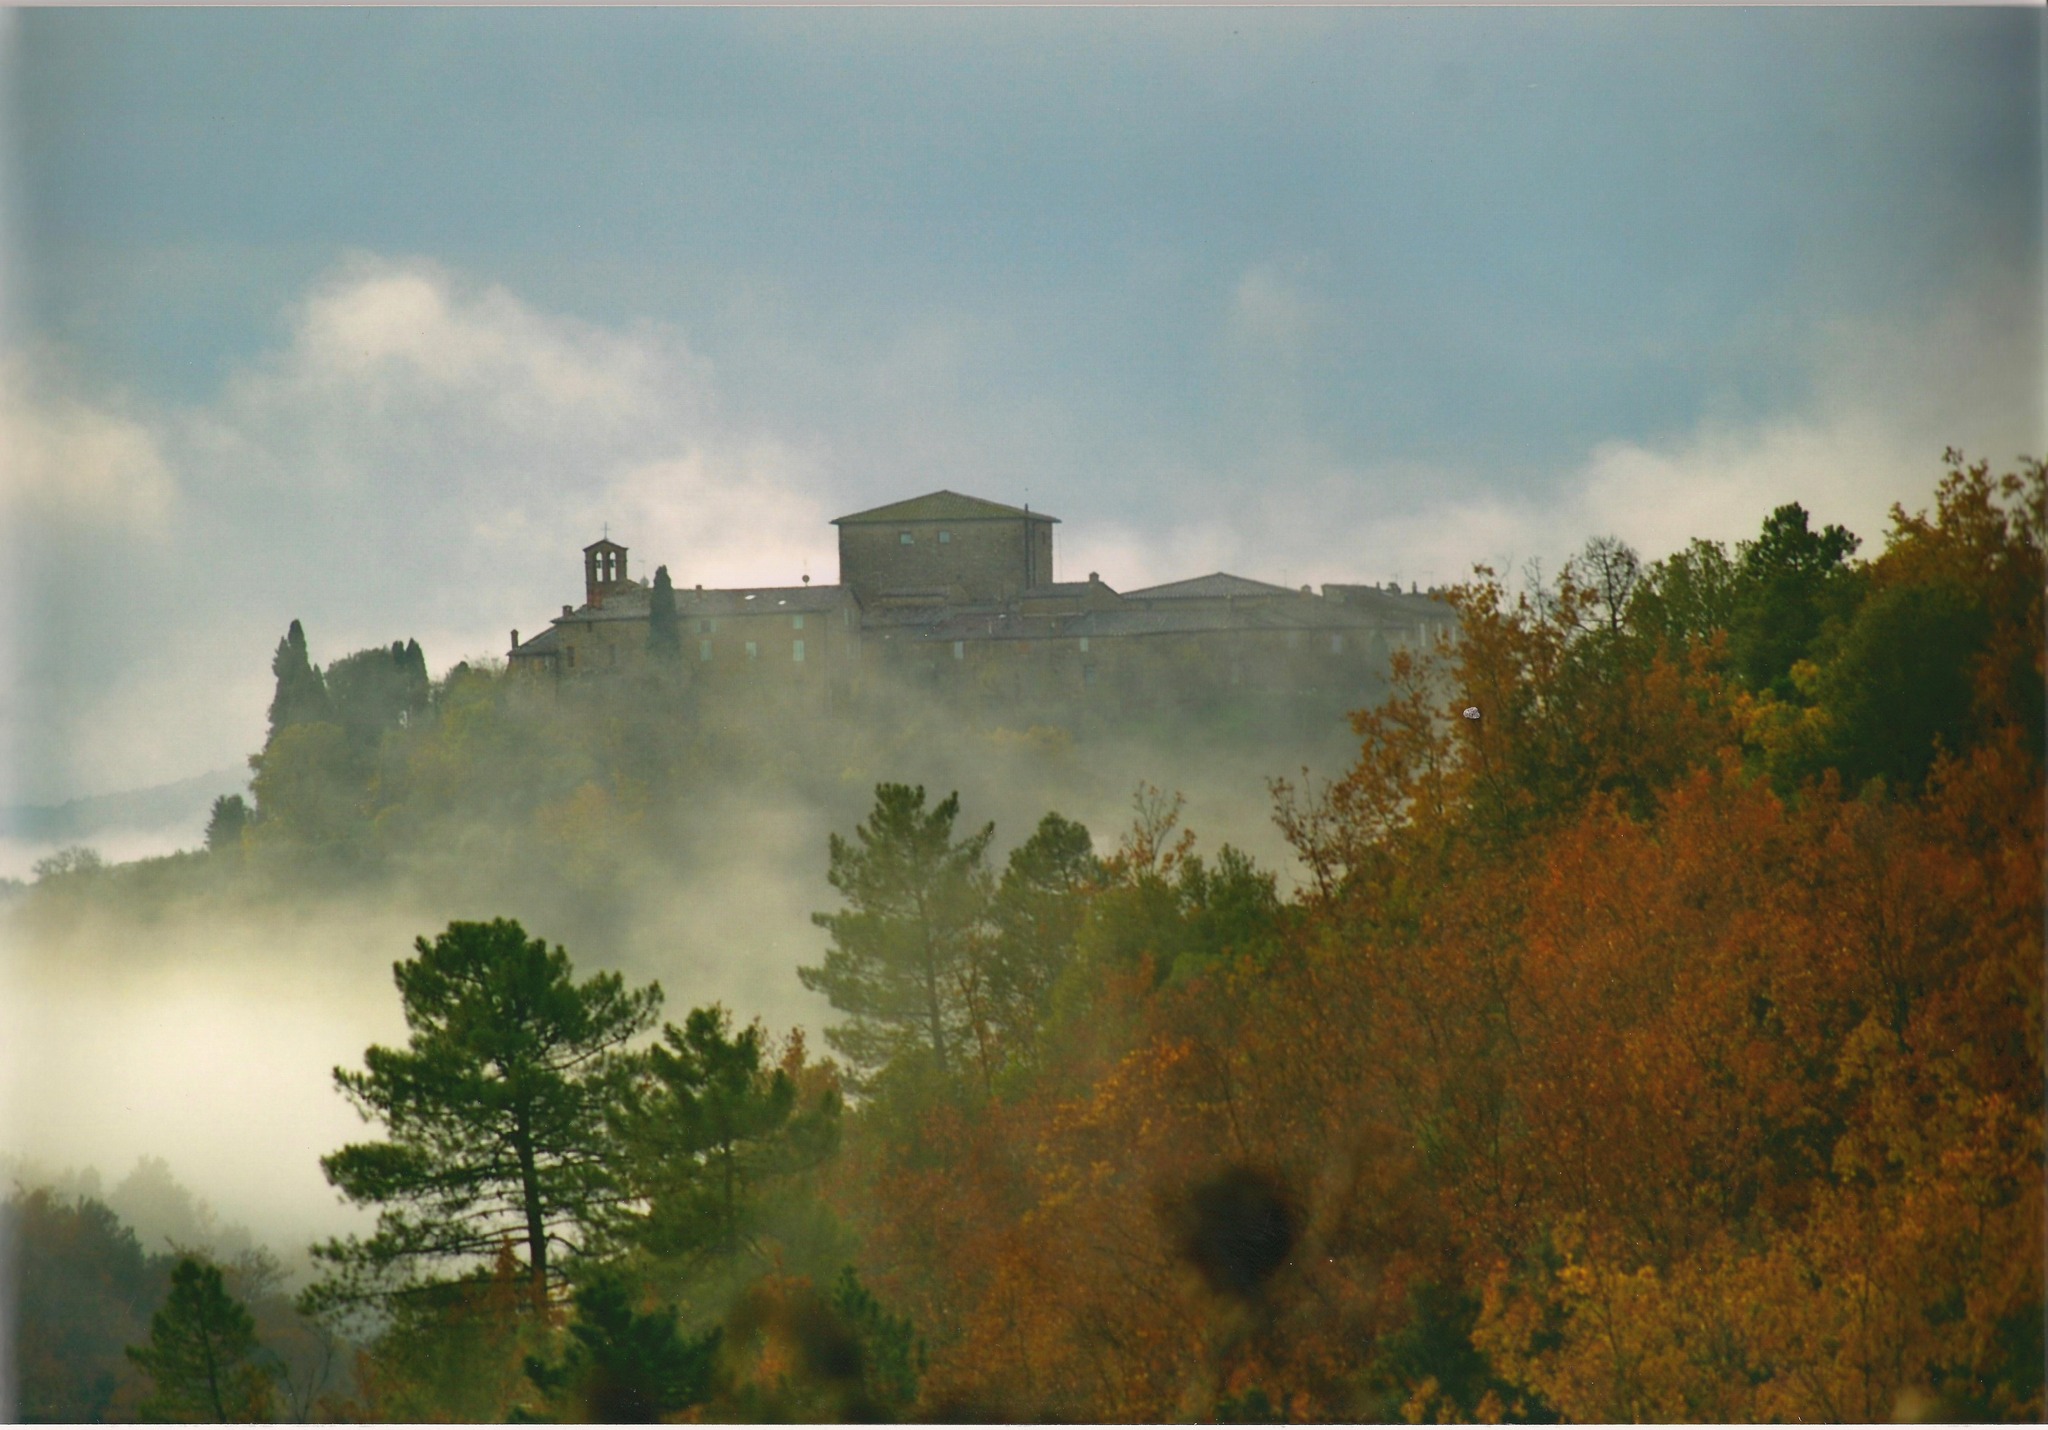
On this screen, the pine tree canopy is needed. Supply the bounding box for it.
[126,1256,274,1422]
[306,920,662,1319]
[800,784,994,1082]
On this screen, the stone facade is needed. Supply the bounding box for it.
[833,491,1056,607]
[508,489,1455,715]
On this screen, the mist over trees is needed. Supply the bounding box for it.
[8,453,2042,1421]
[6,1179,349,1423]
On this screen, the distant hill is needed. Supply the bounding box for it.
[2,767,250,843]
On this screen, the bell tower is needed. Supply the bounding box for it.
[584,537,628,608]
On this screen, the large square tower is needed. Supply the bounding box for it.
[833,490,1057,606]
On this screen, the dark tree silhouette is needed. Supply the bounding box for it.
[307,920,661,1317]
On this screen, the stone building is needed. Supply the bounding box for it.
[507,490,1454,714]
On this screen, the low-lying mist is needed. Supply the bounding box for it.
[4,654,1369,1265]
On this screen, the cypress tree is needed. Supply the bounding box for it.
[265,619,331,744]
[402,638,430,721]
[648,566,682,662]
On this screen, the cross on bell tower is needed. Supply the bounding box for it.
[584,536,628,608]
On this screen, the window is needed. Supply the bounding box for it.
[953,641,965,660]
[1330,633,1345,654]
[699,619,712,633]
[1079,636,1090,653]
[1083,663,1097,687]
[1286,631,1301,651]
[699,639,712,661]
[793,639,805,663]
[566,646,576,668]
[900,531,914,545]
[792,614,804,630]
[938,530,951,544]
[745,641,758,660]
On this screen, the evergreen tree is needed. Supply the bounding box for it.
[522,1275,719,1423]
[9,1189,171,1423]
[1728,503,1863,697]
[827,1266,923,1412]
[264,619,330,744]
[204,794,250,855]
[402,637,429,704]
[326,640,431,750]
[125,1256,274,1422]
[647,566,682,663]
[306,920,662,1318]
[985,813,1098,1062]
[611,1005,840,1263]
[800,785,994,1083]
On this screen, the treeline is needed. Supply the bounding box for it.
[18,453,2043,1421]
[6,1182,343,1422]
[815,453,2040,1421]
[21,556,1358,963]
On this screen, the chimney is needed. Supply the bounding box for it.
[510,629,519,649]
[562,605,574,620]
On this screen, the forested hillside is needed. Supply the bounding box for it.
[11,454,2041,1422]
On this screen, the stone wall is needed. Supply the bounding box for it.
[839,517,1053,604]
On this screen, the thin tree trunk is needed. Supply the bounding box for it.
[202,1320,227,1422]
[512,1108,548,1305]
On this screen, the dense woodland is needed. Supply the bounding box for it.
[8,453,2042,1422]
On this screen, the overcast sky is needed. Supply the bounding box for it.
[3,7,2041,805]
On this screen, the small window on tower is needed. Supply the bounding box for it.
[745,641,759,660]
[900,531,914,545]
[938,530,951,544]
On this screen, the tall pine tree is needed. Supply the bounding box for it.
[800,785,994,1083]
[126,1256,274,1422]
[611,1005,840,1263]
[307,920,662,1318]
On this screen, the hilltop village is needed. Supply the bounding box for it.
[508,490,1454,722]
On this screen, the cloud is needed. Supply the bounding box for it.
[0,363,177,533]
[1073,262,2043,596]
[12,251,2039,803]
[14,255,830,800]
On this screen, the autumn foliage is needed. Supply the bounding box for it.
[822,455,2044,1422]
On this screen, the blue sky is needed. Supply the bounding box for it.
[4,7,2042,806]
